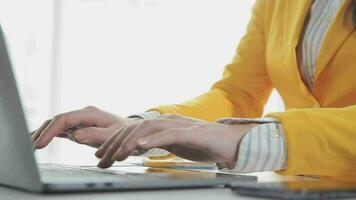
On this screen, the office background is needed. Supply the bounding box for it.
[0,0,284,164]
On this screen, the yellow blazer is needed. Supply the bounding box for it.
[150,0,356,180]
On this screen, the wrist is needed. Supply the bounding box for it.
[223,123,259,169]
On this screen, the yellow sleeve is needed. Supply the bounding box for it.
[149,0,273,121]
[267,105,356,177]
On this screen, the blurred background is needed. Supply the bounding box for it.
[0,0,284,165]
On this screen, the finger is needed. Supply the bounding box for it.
[95,124,134,159]
[34,108,101,149]
[97,124,137,168]
[31,120,52,144]
[72,127,111,145]
[94,129,121,159]
[111,119,188,161]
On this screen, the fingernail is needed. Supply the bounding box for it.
[74,130,85,142]
[99,161,113,169]
[98,159,110,168]
[97,152,110,168]
[97,155,106,167]
[95,150,102,158]
[95,147,104,158]
[74,134,84,142]
[138,139,148,146]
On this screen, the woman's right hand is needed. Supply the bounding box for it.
[32,106,137,149]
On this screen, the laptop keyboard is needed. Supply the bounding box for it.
[40,164,126,174]
[38,164,145,182]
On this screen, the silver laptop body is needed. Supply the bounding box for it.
[0,26,256,193]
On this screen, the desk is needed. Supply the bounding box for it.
[2,153,313,200]
[0,171,311,200]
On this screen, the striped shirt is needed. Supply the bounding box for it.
[132,0,344,172]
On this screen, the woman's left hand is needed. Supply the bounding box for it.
[95,115,258,169]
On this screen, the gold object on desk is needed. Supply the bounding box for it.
[143,154,216,170]
[148,153,176,160]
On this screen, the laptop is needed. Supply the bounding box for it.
[0,26,256,193]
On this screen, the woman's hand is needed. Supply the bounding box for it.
[32,106,137,149]
[95,114,258,168]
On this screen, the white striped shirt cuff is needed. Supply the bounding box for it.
[217,118,287,173]
[127,111,161,119]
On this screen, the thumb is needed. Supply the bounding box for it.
[73,127,112,145]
